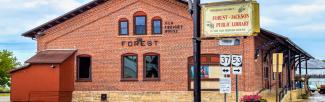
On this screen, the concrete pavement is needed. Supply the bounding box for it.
[304,92,325,102]
[0,96,9,102]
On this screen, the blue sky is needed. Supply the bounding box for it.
[0,0,324,63]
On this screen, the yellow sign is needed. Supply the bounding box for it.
[201,1,260,38]
[273,53,283,73]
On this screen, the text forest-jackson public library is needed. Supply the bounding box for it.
[10,0,313,102]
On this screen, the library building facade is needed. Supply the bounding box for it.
[10,0,312,102]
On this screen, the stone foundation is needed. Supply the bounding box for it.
[72,91,244,102]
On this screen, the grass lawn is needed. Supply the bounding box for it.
[0,93,10,96]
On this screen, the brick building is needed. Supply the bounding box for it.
[10,0,313,102]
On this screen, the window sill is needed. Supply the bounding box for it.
[120,79,138,82]
[143,78,160,81]
[76,79,92,82]
[117,35,163,38]
[190,78,219,81]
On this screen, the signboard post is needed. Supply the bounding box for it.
[220,54,231,102]
[232,55,242,102]
[220,54,243,102]
[201,1,260,38]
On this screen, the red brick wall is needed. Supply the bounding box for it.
[36,0,261,92]
[11,64,61,101]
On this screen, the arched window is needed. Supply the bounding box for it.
[121,53,138,80]
[152,16,162,34]
[77,54,92,81]
[143,53,160,80]
[119,18,129,35]
[133,11,147,35]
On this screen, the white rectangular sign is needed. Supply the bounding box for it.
[221,67,231,75]
[232,67,242,75]
[201,2,260,38]
[220,78,231,93]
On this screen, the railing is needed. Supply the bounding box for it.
[28,91,72,102]
[279,85,288,101]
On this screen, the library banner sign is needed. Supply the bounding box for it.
[201,1,260,38]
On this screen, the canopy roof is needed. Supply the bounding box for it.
[25,49,77,64]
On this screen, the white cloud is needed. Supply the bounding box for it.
[292,24,325,32]
[0,0,91,62]
[0,0,86,11]
[260,16,278,27]
[285,0,325,16]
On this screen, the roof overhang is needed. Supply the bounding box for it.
[25,49,77,64]
[260,28,314,59]
[22,0,108,38]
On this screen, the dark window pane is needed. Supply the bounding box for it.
[153,20,161,34]
[79,57,91,79]
[145,55,159,78]
[120,21,128,35]
[135,16,146,34]
[123,56,137,78]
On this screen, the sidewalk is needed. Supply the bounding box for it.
[0,96,10,102]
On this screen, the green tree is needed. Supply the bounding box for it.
[0,50,20,87]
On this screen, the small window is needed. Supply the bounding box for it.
[119,18,128,35]
[77,55,91,81]
[152,17,162,34]
[122,54,138,80]
[144,53,160,80]
[134,11,147,35]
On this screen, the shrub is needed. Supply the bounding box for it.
[241,95,267,102]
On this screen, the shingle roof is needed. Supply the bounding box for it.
[25,49,77,64]
[10,63,31,73]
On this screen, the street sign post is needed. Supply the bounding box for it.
[231,54,242,102]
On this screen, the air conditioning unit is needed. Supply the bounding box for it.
[219,38,240,46]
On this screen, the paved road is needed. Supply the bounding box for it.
[305,92,325,102]
[0,96,9,102]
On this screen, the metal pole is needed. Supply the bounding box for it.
[236,75,238,102]
[224,93,227,102]
[305,57,309,94]
[288,50,291,90]
[192,0,201,102]
[299,54,302,88]
[305,57,308,76]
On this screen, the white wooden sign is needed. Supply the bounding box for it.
[220,78,231,93]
